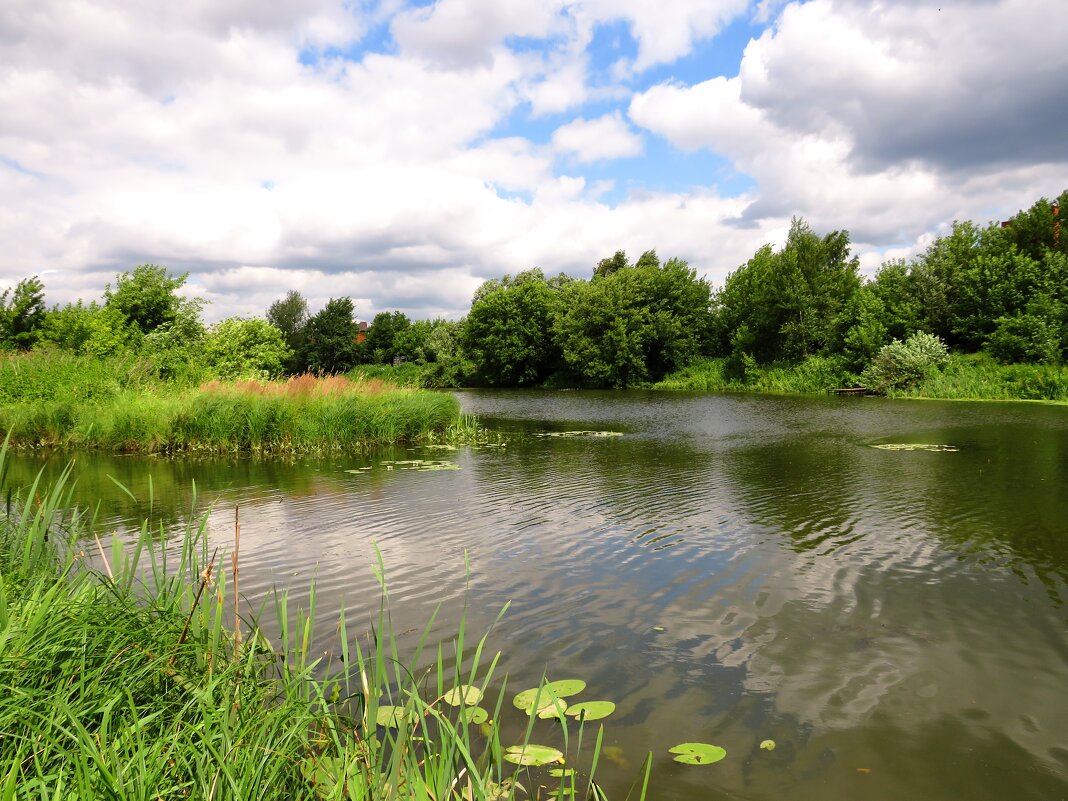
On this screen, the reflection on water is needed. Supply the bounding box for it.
[7,391,1068,801]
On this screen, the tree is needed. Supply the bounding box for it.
[104,264,199,335]
[555,256,713,387]
[463,269,565,386]
[714,220,861,363]
[205,317,292,379]
[362,310,411,364]
[0,276,47,350]
[594,250,629,278]
[267,290,309,373]
[300,297,359,374]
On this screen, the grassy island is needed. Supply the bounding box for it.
[0,352,478,454]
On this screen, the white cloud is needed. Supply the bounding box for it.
[551,112,643,163]
[2,0,1065,321]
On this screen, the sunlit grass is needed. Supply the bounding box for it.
[0,374,490,453]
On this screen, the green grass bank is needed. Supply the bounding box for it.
[0,352,482,453]
[652,354,1068,402]
[0,449,645,800]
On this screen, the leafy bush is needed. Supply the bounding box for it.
[205,317,292,379]
[861,331,949,393]
[985,313,1061,364]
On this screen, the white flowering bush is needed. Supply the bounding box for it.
[861,331,949,393]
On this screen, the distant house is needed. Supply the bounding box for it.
[356,320,368,344]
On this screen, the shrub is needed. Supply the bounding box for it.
[861,331,949,393]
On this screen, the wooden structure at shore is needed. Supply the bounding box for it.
[827,387,871,396]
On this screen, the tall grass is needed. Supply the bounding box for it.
[0,375,481,453]
[895,353,1068,402]
[653,355,854,395]
[0,445,644,800]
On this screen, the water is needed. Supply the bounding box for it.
[7,391,1068,800]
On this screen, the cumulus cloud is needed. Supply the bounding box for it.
[551,112,643,163]
[630,0,1068,262]
[1,0,1065,318]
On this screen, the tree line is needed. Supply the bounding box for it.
[2,189,1065,389]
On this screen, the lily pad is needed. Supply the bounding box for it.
[548,768,576,778]
[503,744,564,767]
[375,705,406,728]
[669,743,727,765]
[513,679,586,711]
[533,431,624,438]
[465,706,489,725]
[535,699,569,719]
[760,739,776,751]
[870,443,959,452]
[565,701,616,721]
[443,685,483,707]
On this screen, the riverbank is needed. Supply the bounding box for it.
[0,353,482,452]
[354,352,1068,403]
[0,450,640,799]
[656,353,1068,402]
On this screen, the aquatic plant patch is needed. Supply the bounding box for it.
[869,443,960,452]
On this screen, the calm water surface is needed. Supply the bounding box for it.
[9,391,1068,801]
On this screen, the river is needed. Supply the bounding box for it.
[7,390,1068,801]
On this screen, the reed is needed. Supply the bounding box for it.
[653,355,854,395]
[0,375,484,453]
[895,353,1068,402]
[0,444,643,800]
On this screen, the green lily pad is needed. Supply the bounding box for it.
[565,701,615,721]
[533,431,623,438]
[513,679,586,711]
[503,744,564,766]
[870,443,959,452]
[669,743,727,765]
[466,706,489,725]
[548,768,576,778]
[375,705,406,728]
[760,739,776,751]
[535,699,569,719]
[443,685,483,707]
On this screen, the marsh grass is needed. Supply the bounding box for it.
[894,353,1068,402]
[653,356,854,395]
[0,375,488,453]
[0,445,639,800]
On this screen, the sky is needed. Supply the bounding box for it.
[2,0,1066,323]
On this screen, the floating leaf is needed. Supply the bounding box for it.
[536,699,569,719]
[870,443,959,452]
[545,679,586,697]
[533,431,621,439]
[548,768,576,778]
[652,626,666,632]
[513,680,586,712]
[375,705,406,728]
[444,685,483,707]
[503,745,564,766]
[759,739,776,751]
[565,701,616,721]
[466,706,489,725]
[669,743,727,765]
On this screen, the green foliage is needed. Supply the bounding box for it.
[861,331,949,393]
[139,302,208,381]
[0,276,47,350]
[362,310,411,364]
[715,220,861,363]
[104,264,198,335]
[301,297,359,374]
[986,311,1061,364]
[555,257,712,388]
[266,289,309,371]
[0,350,154,405]
[0,376,470,453]
[39,300,97,352]
[205,317,292,379]
[899,352,1068,401]
[464,269,564,386]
